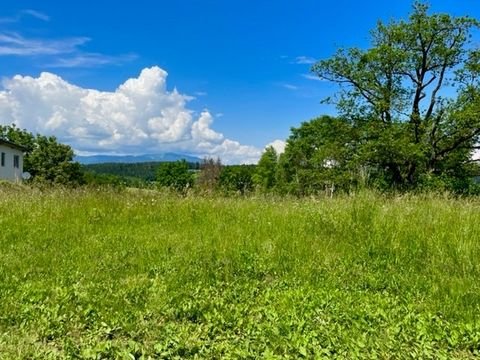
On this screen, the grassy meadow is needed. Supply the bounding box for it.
[0,186,480,358]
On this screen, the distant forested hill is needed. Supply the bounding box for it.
[83,161,200,182]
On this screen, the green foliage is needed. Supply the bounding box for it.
[1,189,480,357]
[85,162,159,182]
[0,123,35,153]
[156,160,194,192]
[278,116,365,195]
[309,2,480,191]
[82,171,127,188]
[253,146,278,192]
[219,164,256,194]
[0,124,84,185]
[27,135,84,185]
[84,161,200,183]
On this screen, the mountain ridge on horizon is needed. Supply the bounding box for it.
[75,152,203,165]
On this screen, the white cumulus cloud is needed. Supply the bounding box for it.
[0,66,264,163]
[266,139,286,154]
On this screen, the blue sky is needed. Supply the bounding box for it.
[0,1,479,162]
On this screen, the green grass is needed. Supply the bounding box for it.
[1,186,479,359]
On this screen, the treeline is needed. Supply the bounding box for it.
[83,161,200,183]
[83,160,258,194]
[0,123,259,192]
[155,159,257,195]
[262,116,480,196]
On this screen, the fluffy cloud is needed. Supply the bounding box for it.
[0,66,269,163]
[266,139,286,154]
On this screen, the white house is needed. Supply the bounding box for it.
[0,139,25,182]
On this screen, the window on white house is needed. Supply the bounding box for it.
[13,155,19,168]
[1,152,4,167]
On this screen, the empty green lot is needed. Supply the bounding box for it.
[1,187,479,358]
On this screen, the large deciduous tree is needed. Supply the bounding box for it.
[310,2,480,189]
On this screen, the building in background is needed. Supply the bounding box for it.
[0,139,25,182]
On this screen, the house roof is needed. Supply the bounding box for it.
[0,138,27,151]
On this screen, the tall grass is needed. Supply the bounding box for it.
[0,186,479,358]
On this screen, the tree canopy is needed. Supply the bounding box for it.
[253,146,278,193]
[278,2,480,193]
[219,165,256,195]
[156,160,194,192]
[278,116,359,195]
